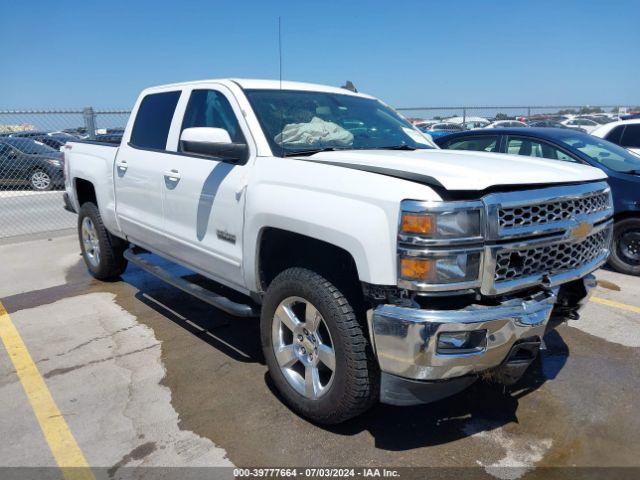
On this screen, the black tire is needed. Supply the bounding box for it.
[608,218,640,276]
[29,169,53,191]
[78,202,128,280]
[260,267,379,424]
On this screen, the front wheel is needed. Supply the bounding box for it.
[78,202,128,280]
[261,268,379,424]
[29,169,52,191]
[608,218,640,276]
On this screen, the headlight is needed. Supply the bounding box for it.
[46,158,62,167]
[399,251,481,285]
[400,205,482,242]
[398,200,485,290]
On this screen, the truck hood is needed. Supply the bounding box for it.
[305,149,607,191]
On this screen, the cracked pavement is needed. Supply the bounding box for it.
[1,233,639,478]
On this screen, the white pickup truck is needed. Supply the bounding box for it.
[64,79,613,424]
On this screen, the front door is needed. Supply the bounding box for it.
[161,85,253,289]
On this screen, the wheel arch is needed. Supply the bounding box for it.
[255,227,364,309]
[74,177,97,207]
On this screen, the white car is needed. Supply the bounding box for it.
[446,116,491,129]
[561,118,599,133]
[485,120,528,128]
[591,119,640,155]
[63,78,611,424]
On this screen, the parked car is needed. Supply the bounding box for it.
[591,119,640,156]
[93,133,124,144]
[65,79,610,424]
[485,120,528,128]
[0,137,64,190]
[9,130,49,138]
[527,119,584,131]
[561,118,599,133]
[414,120,439,131]
[436,127,640,275]
[10,131,78,150]
[445,116,491,129]
[420,122,465,138]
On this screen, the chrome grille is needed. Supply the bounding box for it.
[498,191,610,229]
[494,225,612,283]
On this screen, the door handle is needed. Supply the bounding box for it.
[116,160,128,171]
[163,169,181,181]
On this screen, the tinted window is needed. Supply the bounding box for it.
[620,125,640,148]
[0,143,13,157]
[130,91,181,150]
[605,126,624,145]
[181,90,245,143]
[3,138,57,155]
[507,136,579,162]
[446,136,499,152]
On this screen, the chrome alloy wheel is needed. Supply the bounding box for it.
[30,170,51,190]
[81,216,101,268]
[272,296,336,400]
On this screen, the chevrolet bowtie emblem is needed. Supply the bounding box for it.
[571,221,593,240]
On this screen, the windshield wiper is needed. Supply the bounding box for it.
[373,144,418,151]
[281,144,420,157]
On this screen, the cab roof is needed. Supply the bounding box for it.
[144,78,373,99]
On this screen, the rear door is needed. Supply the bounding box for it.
[160,84,255,289]
[114,89,182,251]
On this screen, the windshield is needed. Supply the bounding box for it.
[560,134,640,173]
[245,89,436,156]
[3,138,58,155]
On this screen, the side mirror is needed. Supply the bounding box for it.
[180,127,248,163]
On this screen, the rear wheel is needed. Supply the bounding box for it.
[261,267,378,424]
[78,202,128,280]
[608,218,640,276]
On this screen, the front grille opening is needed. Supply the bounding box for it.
[498,191,610,229]
[495,226,611,283]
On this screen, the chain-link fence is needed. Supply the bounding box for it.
[396,105,630,129]
[0,109,130,239]
[0,104,635,240]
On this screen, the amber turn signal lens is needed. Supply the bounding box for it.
[401,213,434,235]
[400,257,433,281]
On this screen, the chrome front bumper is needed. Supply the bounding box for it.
[369,275,596,382]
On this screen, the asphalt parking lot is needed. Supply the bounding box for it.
[1,232,639,479]
[0,191,75,238]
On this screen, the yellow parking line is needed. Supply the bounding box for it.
[591,296,640,314]
[0,301,94,480]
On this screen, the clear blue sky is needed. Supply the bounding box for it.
[1,0,638,109]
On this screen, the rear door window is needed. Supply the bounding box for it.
[130,91,181,150]
[445,136,499,152]
[620,125,640,148]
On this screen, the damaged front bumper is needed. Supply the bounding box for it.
[369,274,596,406]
